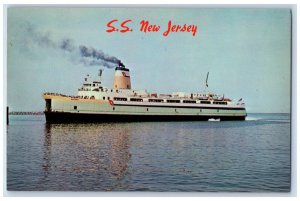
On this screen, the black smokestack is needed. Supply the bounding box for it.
[19,22,125,68]
[118,61,125,67]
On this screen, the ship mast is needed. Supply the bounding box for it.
[98,69,103,83]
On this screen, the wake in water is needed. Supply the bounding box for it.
[246,113,290,123]
[263,119,290,123]
[246,116,262,121]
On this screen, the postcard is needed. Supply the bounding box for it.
[6,6,292,193]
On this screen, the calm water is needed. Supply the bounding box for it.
[7,113,291,192]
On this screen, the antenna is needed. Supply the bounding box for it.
[204,72,209,92]
[84,74,89,82]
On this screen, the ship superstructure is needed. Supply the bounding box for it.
[43,65,247,123]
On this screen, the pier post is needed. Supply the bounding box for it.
[7,106,9,125]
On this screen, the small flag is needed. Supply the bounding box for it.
[109,100,114,105]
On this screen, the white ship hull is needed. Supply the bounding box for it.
[43,94,246,123]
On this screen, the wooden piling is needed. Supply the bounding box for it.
[7,106,9,125]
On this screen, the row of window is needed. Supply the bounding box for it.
[102,88,118,93]
[80,88,118,93]
[79,96,95,99]
[83,82,101,87]
[79,95,228,105]
[114,97,127,101]
[183,100,196,103]
[200,101,211,104]
[149,99,164,102]
[130,98,143,102]
[75,105,221,114]
[166,100,181,103]
[213,101,227,105]
[110,98,228,105]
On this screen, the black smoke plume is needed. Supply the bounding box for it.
[20,22,124,68]
[79,46,124,68]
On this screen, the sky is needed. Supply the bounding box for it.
[7,7,291,113]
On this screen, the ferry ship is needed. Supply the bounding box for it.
[43,65,247,123]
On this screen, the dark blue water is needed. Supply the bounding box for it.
[7,113,291,192]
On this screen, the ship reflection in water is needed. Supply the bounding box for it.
[42,123,131,191]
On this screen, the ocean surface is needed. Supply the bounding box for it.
[6,113,291,192]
